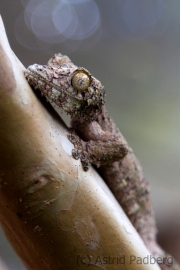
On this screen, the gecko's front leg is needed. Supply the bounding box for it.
[68,120,128,171]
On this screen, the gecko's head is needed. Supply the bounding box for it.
[25,54,105,122]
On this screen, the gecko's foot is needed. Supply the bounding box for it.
[72,148,80,160]
[81,160,90,171]
[72,148,90,171]
[68,131,90,171]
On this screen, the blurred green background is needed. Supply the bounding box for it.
[0,0,180,268]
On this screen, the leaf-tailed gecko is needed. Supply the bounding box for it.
[25,53,179,270]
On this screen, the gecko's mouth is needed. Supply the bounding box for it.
[25,65,84,102]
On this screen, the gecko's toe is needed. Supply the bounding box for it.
[82,161,89,171]
[72,148,80,160]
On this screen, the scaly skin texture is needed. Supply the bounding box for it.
[25,53,179,270]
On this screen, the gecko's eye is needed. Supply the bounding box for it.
[71,70,91,91]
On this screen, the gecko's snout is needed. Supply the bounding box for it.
[26,64,48,79]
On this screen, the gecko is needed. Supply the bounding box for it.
[25,53,179,270]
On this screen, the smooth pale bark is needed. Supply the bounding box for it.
[0,17,160,270]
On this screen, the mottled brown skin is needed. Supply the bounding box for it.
[25,53,179,270]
